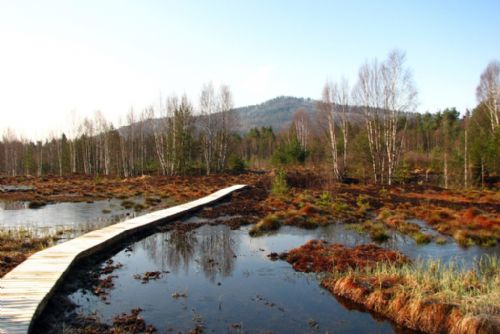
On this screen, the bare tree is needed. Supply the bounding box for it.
[68,110,79,174]
[138,109,148,175]
[36,140,43,177]
[291,108,311,151]
[336,77,350,174]
[353,59,384,183]
[79,117,94,175]
[380,50,417,185]
[200,83,217,175]
[94,111,111,175]
[117,116,129,177]
[317,84,340,179]
[476,60,500,132]
[464,110,470,188]
[2,129,19,176]
[216,85,234,171]
[126,109,136,175]
[353,50,417,185]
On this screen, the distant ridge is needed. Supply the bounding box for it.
[119,96,365,136]
[233,96,364,132]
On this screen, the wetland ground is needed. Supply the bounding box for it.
[1,170,499,333]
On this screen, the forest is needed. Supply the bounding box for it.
[1,51,499,189]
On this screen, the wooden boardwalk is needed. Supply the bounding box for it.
[0,184,246,334]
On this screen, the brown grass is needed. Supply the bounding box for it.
[282,239,499,333]
[0,230,55,277]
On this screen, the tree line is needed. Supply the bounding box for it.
[1,51,499,188]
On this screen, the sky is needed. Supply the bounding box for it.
[1,0,499,139]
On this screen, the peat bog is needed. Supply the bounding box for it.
[2,171,499,333]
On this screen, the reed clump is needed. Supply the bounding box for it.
[322,255,500,333]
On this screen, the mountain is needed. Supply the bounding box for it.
[233,96,364,133]
[118,96,365,136]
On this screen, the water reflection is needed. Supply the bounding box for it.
[198,226,236,281]
[138,225,238,280]
[0,196,172,239]
[42,220,498,333]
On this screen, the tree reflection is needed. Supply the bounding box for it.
[139,225,238,280]
[166,229,197,274]
[199,225,236,282]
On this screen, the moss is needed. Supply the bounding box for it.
[346,221,390,243]
[355,194,371,215]
[315,191,332,208]
[435,237,447,245]
[145,196,162,205]
[478,237,497,248]
[331,200,349,214]
[133,203,148,212]
[454,230,475,247]
[249,214,281,236]
[371,229,390,243]
[413,232,432,245]
[121,200,134,209]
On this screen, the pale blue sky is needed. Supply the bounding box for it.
[1,1,499,138]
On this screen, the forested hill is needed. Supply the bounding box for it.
[119,96,365,136]
[234,96,316,132]
[233,96,363,132]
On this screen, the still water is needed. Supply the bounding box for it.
[39,215,498,333]
[0,197,171,239]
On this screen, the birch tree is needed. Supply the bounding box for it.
[476,60,500,132]
[200,83,217,175]
[353,59,384,183]
[336,77,350,173]
[150,106,167,175]
[317,84,340,179]
[126,109,137,175]
[380,50,417,185]
[216,85,234,171]
[94,111,111,175]
[353,50,417,185]
[291,108,310,151]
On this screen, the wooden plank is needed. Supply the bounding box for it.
[0,184,246,334]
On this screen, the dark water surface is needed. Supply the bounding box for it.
[39,215,498,333]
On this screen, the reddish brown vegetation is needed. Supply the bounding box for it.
[400,204,500,246]
[0,173,267,204]
[282,239,499,334]
[322,276,497,334]
[0,234,54,277]
[91,259,123,301]
[282,240,408,273]
[0,174,270,277]
[200,181,270,229]
[133,271,163,283]
[112,308,157,333]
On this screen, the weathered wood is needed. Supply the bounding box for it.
[0,184,246,334]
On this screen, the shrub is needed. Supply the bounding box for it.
[271,169,289,197]
[228,155,246,173]
[271,139,307,166]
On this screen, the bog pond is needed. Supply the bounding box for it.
[24,200,498,334]
[0,196,173,240]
